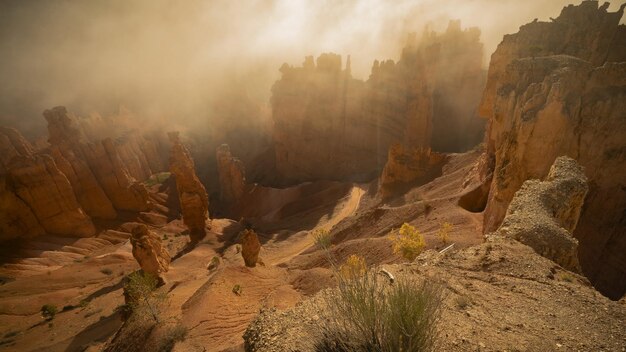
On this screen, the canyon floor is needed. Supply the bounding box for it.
[0,150,623,352]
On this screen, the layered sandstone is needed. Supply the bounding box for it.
[479,1,626,298]
[1,127,95,240]
[271,22,485,184]
[169,132,209,233]
[44,106,153,215]
[491,157,587,272]
[6,154,95,237]
[130,224,170,282]
[216,144,246,206]
[379,144,446,198]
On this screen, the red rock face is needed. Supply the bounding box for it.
[271,22,485,184]
[6,154,95,238]
[44,106,170,215]
[169,132,209,233]
[1,106,171,242]
[479,2,626,299]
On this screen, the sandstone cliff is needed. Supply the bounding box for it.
[490,157,587,272]
[271,22,485,184]
[44,106,161,215]
[479,1,626,299]
[169,132,209,233]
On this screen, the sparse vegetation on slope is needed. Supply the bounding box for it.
[390,223,426,261]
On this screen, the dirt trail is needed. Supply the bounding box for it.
[266,185,365,266]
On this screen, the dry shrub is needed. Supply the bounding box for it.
[390,223,425,261]
[318,270,442,351]
[437,222,453,245]
[338,254,367,280]
[313,228,332,250]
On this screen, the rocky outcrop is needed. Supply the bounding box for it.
[130,224,170,282]
[379,144,446,198]
[478,1,626,298]
[169,132,209,233]
[0,127,34,174]
[44,106,153,215]
[216,144,246,206]
[6,154,95,238]
[271,22,485,184]
[491,157,587,272]
[1,126,96,240]
[240,229,261,267]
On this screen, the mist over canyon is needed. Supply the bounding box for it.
[0,1,624,351]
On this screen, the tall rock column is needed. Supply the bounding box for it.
[169,132,209,234]
[216,144,246,206]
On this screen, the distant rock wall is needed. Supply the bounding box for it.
[216,144,246,206]
[479,1,626,299]
[271,22,485,184]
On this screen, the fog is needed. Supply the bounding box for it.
[0,0,619,137]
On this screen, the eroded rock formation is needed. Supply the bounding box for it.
[491,157,587,272]
[271,22,485,184]
[130,224,170,282]
[216,144,246,206]
[479,1,626,298]
[44,106,157,215]
[169,132,209,233]
[240,229,261,267]
[379,144,446,198]
[0,127,95,240]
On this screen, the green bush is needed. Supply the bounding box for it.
[41,304,58,320]
[318,270,442,351]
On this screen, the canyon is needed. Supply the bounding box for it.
[0,1,624,352]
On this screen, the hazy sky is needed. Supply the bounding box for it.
[0,0,622,136]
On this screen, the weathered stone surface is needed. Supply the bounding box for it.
[169,132,209,233]
[81,138,150,212]
[271,22,485,184]
[491,157,587,272]
[379,144,446,198]
[478,2,626,298]
[6,154,95,237]
[216,144,246,205]
[44,106,153,215]
[0,127,34,174]
[240,229,261,267]
[0,175,45,241]
[130,224,170,281]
